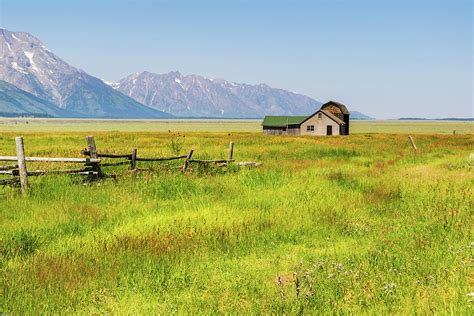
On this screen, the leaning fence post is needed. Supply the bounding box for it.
[86,135,101,177]
[182,149,194,172]
[408,136,417,154]
[15,136,28,195]
[130,148,137,170]
[228,142,234,161]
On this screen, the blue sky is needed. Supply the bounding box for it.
[0,0,472,118]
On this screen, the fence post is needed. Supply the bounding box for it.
[408,136,417,154]
[86,136,98,158]
[182,149,194,172]
[86,135,101,177]
[453,130,456,136]
[228,142,234,161]
[15,137,28,195]
[130,148,137,170]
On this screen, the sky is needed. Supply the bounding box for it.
[0,0,472,119]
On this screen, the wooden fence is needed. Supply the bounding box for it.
[80,136,239,172]
[0,136,261,195]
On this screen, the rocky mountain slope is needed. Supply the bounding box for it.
[114,71,322,118]
[0,28,170,118]
[0,79,71,117]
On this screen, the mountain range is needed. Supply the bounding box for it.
[113,71,322,118]
[0,28,372,119]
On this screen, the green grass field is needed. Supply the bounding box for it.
[1,121,473,313]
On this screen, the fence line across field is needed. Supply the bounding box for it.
[0,136,259,195]
[80,139,237,171]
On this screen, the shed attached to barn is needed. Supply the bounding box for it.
[262,101,349,136]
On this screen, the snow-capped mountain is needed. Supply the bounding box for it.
[113,71,322,118]
[0,28,170,118]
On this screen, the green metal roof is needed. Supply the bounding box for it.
[262,116,308,127]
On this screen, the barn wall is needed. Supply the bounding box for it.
[287,125,301,135]
[343,114,350,135]
[300,113,340,136]
[263,126,300,135]
[263,127,285,135]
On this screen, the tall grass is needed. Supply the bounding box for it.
[1,131,472,313]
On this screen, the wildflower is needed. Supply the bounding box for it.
[383,282,397,294]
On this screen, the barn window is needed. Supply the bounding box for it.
[318,113,322,119]
[306,125,314,131]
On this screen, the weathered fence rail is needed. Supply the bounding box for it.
[189,159,234,163]
[135,155,188,162]
[0,136,260,195]
[0,156,100,163]
[0,178,20,185]
[0,164,18,171]
[9,168,97,176]
[80,150,132,159]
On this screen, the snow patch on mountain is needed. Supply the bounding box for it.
[11,33,20,41]
[24,51,40,72]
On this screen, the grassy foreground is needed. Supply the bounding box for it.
[0,129,473,313]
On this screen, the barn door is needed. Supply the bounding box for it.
[326,125,333,135]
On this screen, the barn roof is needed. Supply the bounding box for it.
[262,116,308,127]
[320,101,350,115]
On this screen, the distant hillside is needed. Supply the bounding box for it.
[350,111,374,120]
[0,80,71,117]
[399,117,474,121]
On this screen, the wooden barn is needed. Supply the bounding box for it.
[262,101,350,136]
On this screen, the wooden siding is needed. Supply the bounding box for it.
[263,127,285,135]
[263,124,301,135]
[300,112,340,136]
[287,125,300,135]
[342,114,350,135]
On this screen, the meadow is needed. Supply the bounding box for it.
[0,118,473,134]
[0,120,473,314]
